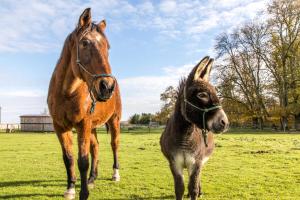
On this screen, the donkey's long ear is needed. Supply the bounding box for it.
[98,19,106,32]
[193,56,214,82]
[78,8,92,29]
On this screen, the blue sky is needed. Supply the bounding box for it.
[0,0,268,123]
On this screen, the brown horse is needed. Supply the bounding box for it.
[160,56,229,200]
[47,8,121,200]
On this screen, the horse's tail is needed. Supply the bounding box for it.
[105,123,109,134]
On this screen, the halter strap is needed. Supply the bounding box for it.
[183,85,221,147]
[76,27,115,114]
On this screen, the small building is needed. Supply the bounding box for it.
[20,114,54,132]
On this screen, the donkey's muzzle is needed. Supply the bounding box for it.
[97,79,115,101]
[211,109,229,134]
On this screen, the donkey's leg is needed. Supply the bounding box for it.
[107,116,121,181]
[170,162,184,200]
[76,120,92,200]
[54,123,76,200]
[187,163,201,200]
[88,128,99,188]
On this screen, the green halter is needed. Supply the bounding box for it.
[183,86,221,147]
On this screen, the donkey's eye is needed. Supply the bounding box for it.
[82,40,90,48]
[197,92,209,100]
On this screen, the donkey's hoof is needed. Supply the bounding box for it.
[88,182,95,189]
[64,188,75,200]
[112,169,120,181]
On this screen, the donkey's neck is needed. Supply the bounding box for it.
[173,97,194,135]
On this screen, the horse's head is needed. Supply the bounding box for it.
[71,8,114,102]
[182,56,229,134]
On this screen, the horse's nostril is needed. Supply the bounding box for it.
[100,80,108,90]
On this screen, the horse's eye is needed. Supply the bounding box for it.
[197,92,208,100]
[82,40,90,48]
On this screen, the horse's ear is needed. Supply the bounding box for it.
[78,8,92,29]
[193,56,214,82]
[98,20,106,32]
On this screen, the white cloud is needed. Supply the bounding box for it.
[159,0,177,14]
[0,0,269,53]
[119,61,200,120]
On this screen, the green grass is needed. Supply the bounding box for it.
[0,131,299,200]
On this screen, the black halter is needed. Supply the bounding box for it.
[76,25,115,113]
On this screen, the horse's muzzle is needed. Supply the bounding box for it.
[96,80,115,101]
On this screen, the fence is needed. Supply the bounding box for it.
[0,124,20,133]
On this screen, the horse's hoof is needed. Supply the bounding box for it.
[64,188,75,200]
[112,169,120,181]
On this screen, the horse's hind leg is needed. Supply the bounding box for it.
[54,123,76,199]
[107,115,121,181]
[88,128,99,188]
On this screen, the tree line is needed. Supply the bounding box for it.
[128,0,300,131]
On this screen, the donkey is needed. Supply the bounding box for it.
[160,56,229,200]
[47,8,121,200]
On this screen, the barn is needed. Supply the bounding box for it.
[20,114,54,132]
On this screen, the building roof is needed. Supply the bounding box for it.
[20,114,51,118]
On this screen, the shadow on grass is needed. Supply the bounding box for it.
[0,179,65,188]
[101,195,174,200]
[0,179,64,199]
[0,193,61,199]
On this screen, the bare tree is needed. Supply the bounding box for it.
[215,24,271,129]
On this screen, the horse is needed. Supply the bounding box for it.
[47,8,121,200]
[160,56,229,200]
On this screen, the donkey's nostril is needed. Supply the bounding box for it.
[220,119,226,127]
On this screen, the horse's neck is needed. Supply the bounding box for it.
[54,57,85,97]
[62,65,84,96]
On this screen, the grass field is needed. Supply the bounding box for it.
[0,130,299,200]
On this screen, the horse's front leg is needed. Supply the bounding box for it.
[53,123,76,200]
[76,120,92,200]
[107,115,121,181]
[88,128,99,188]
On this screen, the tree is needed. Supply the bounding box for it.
[139,113,152,124]
[128,113,155,125]
[265,0,300,130]
[215,23,271,129]
[129,114,140,124]
[155,86,177,124]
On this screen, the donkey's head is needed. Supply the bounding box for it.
[182,56,229,133]
[71,8,114,102]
